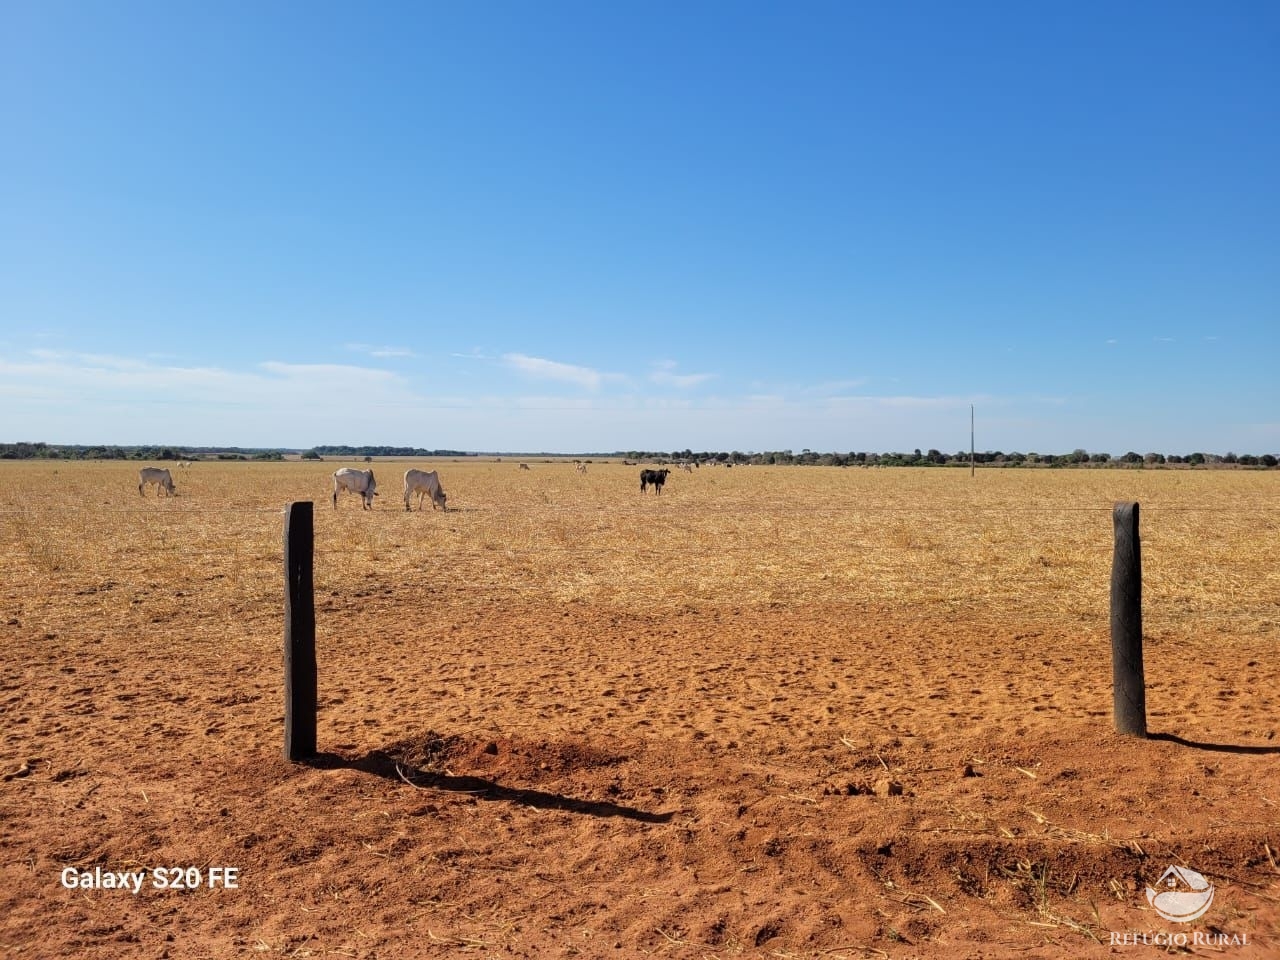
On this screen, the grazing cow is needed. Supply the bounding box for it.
[403,468,447,512]
[640,468,670,494]
[138,467,176,497]
[332,467,378,509]
[519,463,531,471]
[576,462,588,474]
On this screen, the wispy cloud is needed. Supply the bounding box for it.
[870,395,975,410]
[30,348,152,370]
[502,353,606,390]
[649,360,715,389]
[5,351,413,399]
[0,349,423,444]
[259,361,407,384]
[346,342,416,358]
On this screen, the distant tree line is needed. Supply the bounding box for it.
[307,445,475,458]
[0,443,283,461]
[3,442,1276,468]
[619,448,1280,468]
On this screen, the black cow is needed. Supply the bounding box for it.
[640,468,671,494]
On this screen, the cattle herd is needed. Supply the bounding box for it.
[135,461,686,507]
[329,467,449,511]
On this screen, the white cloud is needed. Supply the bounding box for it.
[798,378,868,396]
[0,350,424,445]
[29,348,151,370]
[345,343,416,358]
[7,351,412,400]
[870,395,974,410]
[258,361,405,383]
[649,360,715,389]
[501,353,606,390]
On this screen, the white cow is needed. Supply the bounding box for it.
[403,468,447,512]
[332,468,378,509]
[138,467,176,497]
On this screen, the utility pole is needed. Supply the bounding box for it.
[970,404,975,477]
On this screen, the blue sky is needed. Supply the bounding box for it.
[2,2,1277,454]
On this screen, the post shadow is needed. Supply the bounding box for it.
[1146,733,1280,755]
[304,750,675,824]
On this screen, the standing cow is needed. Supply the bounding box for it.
[640,468,670,494]
[138,467,176,497]
[332,468,378,509]
[403,468,447,511]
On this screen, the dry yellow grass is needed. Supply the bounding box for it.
[2,458,1277,644]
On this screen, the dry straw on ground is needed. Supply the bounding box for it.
[4,459,1277,636]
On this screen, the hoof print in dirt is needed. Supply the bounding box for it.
[754,920,783,947]
[823,781,871,796]
[874,778,905,797]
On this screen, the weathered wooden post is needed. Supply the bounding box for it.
[283,501,317,759]
[1110,501,1146,737]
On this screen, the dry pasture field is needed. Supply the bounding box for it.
[2,459,1278,958]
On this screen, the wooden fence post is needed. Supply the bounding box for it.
[283,501,317,759]
[1110,501,1147,737]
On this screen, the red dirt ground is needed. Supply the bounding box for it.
[2,585,1277,958]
